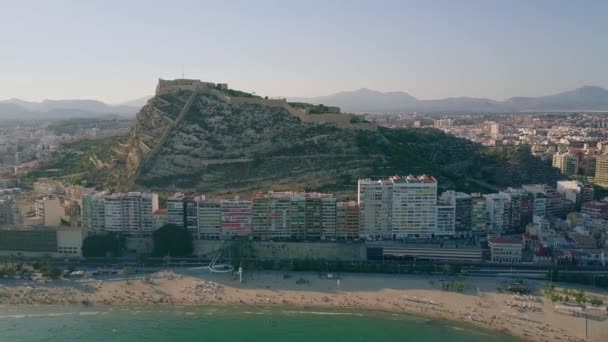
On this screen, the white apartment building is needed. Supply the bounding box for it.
[391,175,438,239]
[358,175,440,240]
[484,193,510,233]
[103,192,158,235]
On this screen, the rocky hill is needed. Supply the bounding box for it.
[79,79,561,195]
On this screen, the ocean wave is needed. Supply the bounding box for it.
[0,312,74,319]
[281,310,364,317]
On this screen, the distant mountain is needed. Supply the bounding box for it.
[291,88,418,113]
[290,86,608,113]
[117,96,153,108]
[0,98,143,120]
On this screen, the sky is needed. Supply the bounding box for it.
[0,0,607,103]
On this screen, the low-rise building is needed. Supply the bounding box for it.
[488,235,523,263]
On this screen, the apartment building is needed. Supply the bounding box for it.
[470,194,488,233]
[357,178,393,239]
[484,193,510,233]
[197,201,221,240]
[439,190,472,236]
[82,192,106,231]
[552,152,578,176]
[595,155,608,187]
[335,201,359,239]
[103,192,158,235]
[35,196,62,227]
[391,175,438,239]
[220,200,252,236]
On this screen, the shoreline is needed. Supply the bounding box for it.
[1,270,605,342]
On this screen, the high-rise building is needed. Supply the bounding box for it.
[357,179,393,239]
[557,180,595,210]
[439,191,472,236]
[197,201,221,240]
[0,197,17,226]
[252,194,269,240]
[391,175,438,239]
[220,200,252,236]
[321,197,337,240]
[103,192,158,235]
[359,176,440,239]
[529,193,547,218]
[522,184,564,218]
[304,197,322,240]
[35,196,62,227]
[484,193,510,233]
[82,192,106,232]
[595,155,608,187]
[436,203,455,236]
[266,192,292,240]
[470,194,488,233]
[167,192,186,228]
[166,192,205,237]
[335,201,359,239]
[500,188,533,233]
[552,152,578,176]
[288,196,306,239]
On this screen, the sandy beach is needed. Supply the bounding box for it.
[1,270,606,342]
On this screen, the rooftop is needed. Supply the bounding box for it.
[488,235,523,244]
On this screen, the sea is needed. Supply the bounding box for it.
[0,305,521,341]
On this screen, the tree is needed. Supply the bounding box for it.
[82,232,126,258]
[589,297,604,306]
[152,224,193,257]
[574,290,586,304]
[442,264,452,275]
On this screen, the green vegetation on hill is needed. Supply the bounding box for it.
[22,136,125,190]
[355,127,562,191]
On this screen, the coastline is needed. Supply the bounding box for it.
[1,271,605,342]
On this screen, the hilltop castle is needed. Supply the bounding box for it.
[155,79,228,96]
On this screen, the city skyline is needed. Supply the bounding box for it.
[1,0,607,103]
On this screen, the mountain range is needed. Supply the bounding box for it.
[289,86,608,113]
[0,98,148,119]
[2,85,607,119]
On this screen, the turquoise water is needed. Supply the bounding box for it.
[0,305,520,342]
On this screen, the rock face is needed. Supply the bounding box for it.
[109,79,560,195]
[120,79,375,194]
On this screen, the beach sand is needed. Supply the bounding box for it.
[1,270,606,342]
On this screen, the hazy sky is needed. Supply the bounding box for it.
[1,0,607,103]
